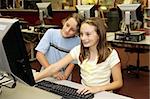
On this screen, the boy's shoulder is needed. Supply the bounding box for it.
[46,28,60,32]
[44,29,61,36]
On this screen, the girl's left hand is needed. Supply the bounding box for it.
[77,86,102,94]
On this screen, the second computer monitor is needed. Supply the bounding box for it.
[76,5,95,18]
[36,2,52,18]
[36,2,52,25]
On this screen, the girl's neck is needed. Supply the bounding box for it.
[89,47,98,61]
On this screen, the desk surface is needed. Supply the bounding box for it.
[0,82,61,99]
[0,77,133,99]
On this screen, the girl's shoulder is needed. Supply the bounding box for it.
[75,45,80,49]
[109,48,119,57]
[72,45,80,51]
[108,47,117,53]
[106,47,118,58]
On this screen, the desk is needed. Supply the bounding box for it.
[107,32,150,77]
[0,82,61,99]
[107,32,150,48]
[0,78,133,99]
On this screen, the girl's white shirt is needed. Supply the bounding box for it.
[70,45,120,86]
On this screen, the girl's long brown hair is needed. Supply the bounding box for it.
[79,17,111,64]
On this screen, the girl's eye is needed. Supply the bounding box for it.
[79,33,83,36]
[86,33,91,36]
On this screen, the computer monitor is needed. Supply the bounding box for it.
[0,18,35,86]
[36,2,52,25]
[117,3,140,33]
[115,3,145,42]
[76,5,95,18]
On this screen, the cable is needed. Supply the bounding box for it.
[0,73,16,89]
[0,76,5,80]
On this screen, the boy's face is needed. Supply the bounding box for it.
[61,17,78,38]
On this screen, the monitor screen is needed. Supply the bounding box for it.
[36,2,53,18]
[36,2,53,26]
[0,18,35,86]
[117,4,140,32]
[76,5,95,18]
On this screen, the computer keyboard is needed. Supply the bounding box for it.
[34,80,94,99]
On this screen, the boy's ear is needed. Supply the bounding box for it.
[61,19,67,25]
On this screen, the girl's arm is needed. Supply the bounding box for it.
[34,53,74,81]
[99,63,123,91]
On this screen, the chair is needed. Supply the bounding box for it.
[124,47,149,78]
[71,64,81,84]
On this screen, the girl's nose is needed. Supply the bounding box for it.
[81,35,86,40]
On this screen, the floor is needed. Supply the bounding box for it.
[118,70,149,99]
[31,61,149,99]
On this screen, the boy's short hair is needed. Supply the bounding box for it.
[62,13,85,32]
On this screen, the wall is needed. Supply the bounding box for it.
[0,9,76,26]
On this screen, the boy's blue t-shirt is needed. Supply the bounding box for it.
[35,28,80,67]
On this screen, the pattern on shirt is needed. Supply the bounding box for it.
[50,42,70,53]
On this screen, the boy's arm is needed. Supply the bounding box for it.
[34,54,74,81]
[52,63,75,80]
[36,51,64,78]
[36,51,50,68]
[64,63,75,79]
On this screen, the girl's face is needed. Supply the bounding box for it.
[61,17,78,38]
[80,23,99,48]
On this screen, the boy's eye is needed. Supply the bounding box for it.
[66,23,77,32]
[71,28,76,32]
[66,23,70,27]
